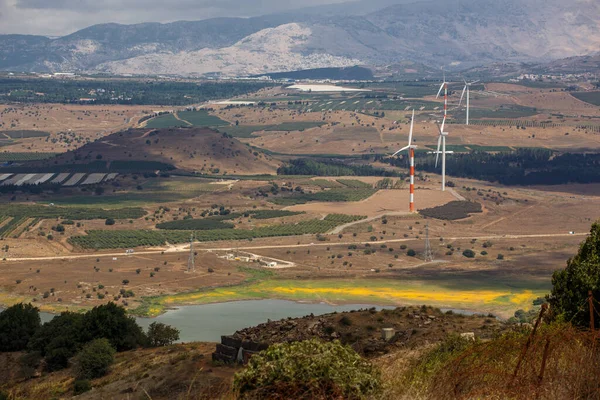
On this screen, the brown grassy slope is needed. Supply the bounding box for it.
[34,127,280,175]
[0,343,240,400]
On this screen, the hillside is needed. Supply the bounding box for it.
[0,0,599,76]
[37,128,280,175]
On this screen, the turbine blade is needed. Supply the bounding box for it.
[392,148,406,157]
[408,109,414,146]
[471,80,480,84]
[435,135,442,167]
[441,116,446,134]
[459,85,467,106]
[436,83,444,99]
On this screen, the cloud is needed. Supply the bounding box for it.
[0,0,350,36]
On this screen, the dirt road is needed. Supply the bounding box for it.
[4,232,587,262]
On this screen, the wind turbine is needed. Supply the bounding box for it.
[436,68,448,120]
[434,117,451,191]
[459,79,480,125]
[392,110,416,212]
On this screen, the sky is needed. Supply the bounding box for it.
[0,0,351,36]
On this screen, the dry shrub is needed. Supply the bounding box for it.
[429,323,600,400]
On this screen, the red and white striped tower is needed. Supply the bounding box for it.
[392,109,416,212]
[409,147,415,212]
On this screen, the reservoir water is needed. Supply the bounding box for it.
[5,300,483,343]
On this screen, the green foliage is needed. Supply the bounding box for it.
[156,219,234,230]
[73,379,92,395]
[420,201,482,220]
[147,322,180,347]
[571,91,600,106]
[28,311,84,371]
[337,179,373,188]
[407,249,417,257]
[234,339,381,399]
[0,303,40,351]
[80,303,146,351]
[550,222,600,328]
[0,152,57,161]
[271,189,377,206]
[0,78,272,105]
[73,338,115,379]
[220,122,325,138]
[176,110,229,127]
[70,214,366,249]
[462,249,476,258]
[278,159,400,177]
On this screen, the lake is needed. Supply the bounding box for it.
[5,300,484,343]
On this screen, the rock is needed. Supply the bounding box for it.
[460,332,476,340]
[381,327,395,341]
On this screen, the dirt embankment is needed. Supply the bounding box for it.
[231,306,506,358]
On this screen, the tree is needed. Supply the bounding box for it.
[73,338,115,379]
[105,218,115,226]
[234,339,381,399]
[550,222,600,328]
[0,303,40,352]
[147,322,180,347]
[80,303,146,351]
[462,249,476,258]
[28,311,85,371]
[407,249,417,257]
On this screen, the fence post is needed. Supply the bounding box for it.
[511,303,548,387]
[589,290,595,332]
[535,338,551,399]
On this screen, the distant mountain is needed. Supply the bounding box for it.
[0,0,598,76]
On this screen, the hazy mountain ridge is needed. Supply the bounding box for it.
[0,0,598,76]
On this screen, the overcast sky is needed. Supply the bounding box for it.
[0,0,351,36]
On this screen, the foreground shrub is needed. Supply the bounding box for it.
[234,339,381,399]
[74,338,115,379]
[73,379,92,395]
[0,303,40,351]
[147,322,180,347]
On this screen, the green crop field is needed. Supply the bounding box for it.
[270,188,377,206]
[1,130,51,138]
[156,219,234,230]
[571,91,600,106]
[336,179,373,188]
[465,106,539,120]
[144,113,188,128]
[177,110,229,127]
[69,214,366,249]
[0,204,146,220]
[0,152,57,161]
[219,122,325,138]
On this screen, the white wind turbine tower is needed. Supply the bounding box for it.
[392,110,416,212]
[459,79,480,125]
[434,116,453,191]
[436,68,448,120]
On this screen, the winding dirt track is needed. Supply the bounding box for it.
[4,232,588,262]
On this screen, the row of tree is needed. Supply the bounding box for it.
[0,79,273,106]
[278,159,402,177]
[0,303,179,373]
[379,149,600,185]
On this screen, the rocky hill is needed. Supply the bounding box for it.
[0,0,599,76]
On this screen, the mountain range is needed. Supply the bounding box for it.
[0,0,599,77]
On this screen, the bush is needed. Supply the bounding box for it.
[147,322,180,347]
[233,339,381,399]
[550,222,600,328]
[497,254,504,260]
[0,303,40,351]
[74,338,115,379]
[105,218,115,226]
[462,249,476,258]
[73,379,92,395]
[407,249,417,257]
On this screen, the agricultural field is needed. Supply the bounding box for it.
[1,79,600,322]
[571,91,600,106]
